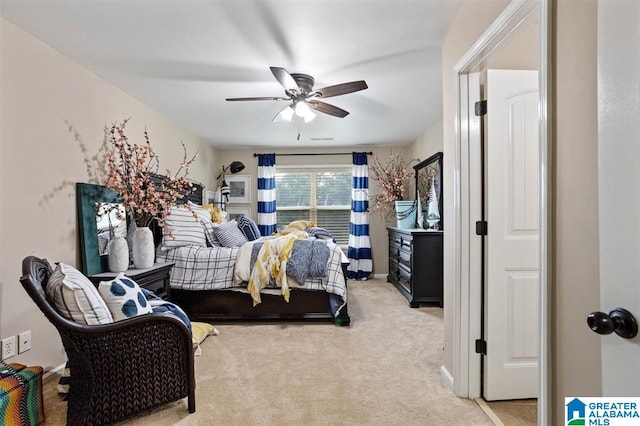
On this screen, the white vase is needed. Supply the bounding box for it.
[107,236,129,272]
[132,227,155,269]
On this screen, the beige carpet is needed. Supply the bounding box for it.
[42,278,493,425]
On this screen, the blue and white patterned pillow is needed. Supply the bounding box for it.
[98,273,153,321]
[237,216,261,241]
[213,220,248,247]
[201,219,221,247]
[306,226,335,241]
[46,263,113,325]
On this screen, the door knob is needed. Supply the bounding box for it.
[587,308,638,339]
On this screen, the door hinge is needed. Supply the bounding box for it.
[474,100,487,116]
[475,339,487,355]
[475,220,488,236]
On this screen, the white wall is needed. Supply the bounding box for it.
[0,18,218,369]
[553,0,601,423]
[407,118,443,162]
[441,0,512,379]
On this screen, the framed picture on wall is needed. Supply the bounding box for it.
[227,206,251,221]
[226,174,251,203]
[205,190,217,205]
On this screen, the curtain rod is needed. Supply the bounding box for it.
[253,152,372,157]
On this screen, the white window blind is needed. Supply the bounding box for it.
[275,168,351,244]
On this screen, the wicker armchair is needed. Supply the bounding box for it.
[20,256,195,425]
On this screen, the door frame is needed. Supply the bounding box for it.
[451,0,552,424]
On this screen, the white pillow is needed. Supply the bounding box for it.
[213,220,249,247]
[97,273,153,321]
[46,263,113,325]
[161,205,209,250]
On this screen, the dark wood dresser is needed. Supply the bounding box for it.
[88,262,175,300]
[387,227,443,308]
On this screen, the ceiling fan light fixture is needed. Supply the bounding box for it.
[276,105,295,122]
[295,101,315,122]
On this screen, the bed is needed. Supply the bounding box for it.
[155,202,351,326]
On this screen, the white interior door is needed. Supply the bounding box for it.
[484,69,539,401]
[597,0,640,394]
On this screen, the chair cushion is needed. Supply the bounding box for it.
[46,263,113,325]
[97,273,153,321]
[237,216,261,241]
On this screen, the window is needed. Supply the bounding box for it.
[276,168,351,244]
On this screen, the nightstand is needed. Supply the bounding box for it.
[88,262,175,300]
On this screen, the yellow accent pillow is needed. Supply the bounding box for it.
[280,220,315,235]
[191,321,218,356]
[201,203,226,223]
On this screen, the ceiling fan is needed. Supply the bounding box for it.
[225,67,368,122]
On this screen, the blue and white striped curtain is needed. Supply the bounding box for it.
[257,153,277,236]
[347,152,372,280]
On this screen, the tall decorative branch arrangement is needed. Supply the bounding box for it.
[368,149,418,220]
[103,118,198,232]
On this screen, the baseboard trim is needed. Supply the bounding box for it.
[372,273,387,279]
[440,365,454,390]
[43,362,66,384]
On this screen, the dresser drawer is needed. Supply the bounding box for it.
[398,263,412,292]
[398,249,411,268]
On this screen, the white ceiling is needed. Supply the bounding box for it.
[0,0,462,149]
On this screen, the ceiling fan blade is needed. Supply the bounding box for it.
[226,96,289,101]
[270,67,298,92]
[314,80,368,98]
[308,100,350,118]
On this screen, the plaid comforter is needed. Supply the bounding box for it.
[155,241,347,303]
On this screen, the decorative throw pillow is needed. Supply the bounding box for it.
[306,226,335,241]
[46,263,113,325]
[210,206,226,223]
[140,287,191,329]
[191,322,219,356]
[161,205,208,250]
[200,202,215,218]
[148,299,191,330]
[280,220,315,235]
[201,219,222,247]
[213,220,249,247]
[97,273,153,321]
[237,215,261,241]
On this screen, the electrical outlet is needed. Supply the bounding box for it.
[2,336,16,360]
[18,330,32,354]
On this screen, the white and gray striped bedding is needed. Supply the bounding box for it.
[155,241,347,303]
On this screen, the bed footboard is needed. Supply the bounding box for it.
[170,288,350,326]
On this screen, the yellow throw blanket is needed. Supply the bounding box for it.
[247,231,307,305]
